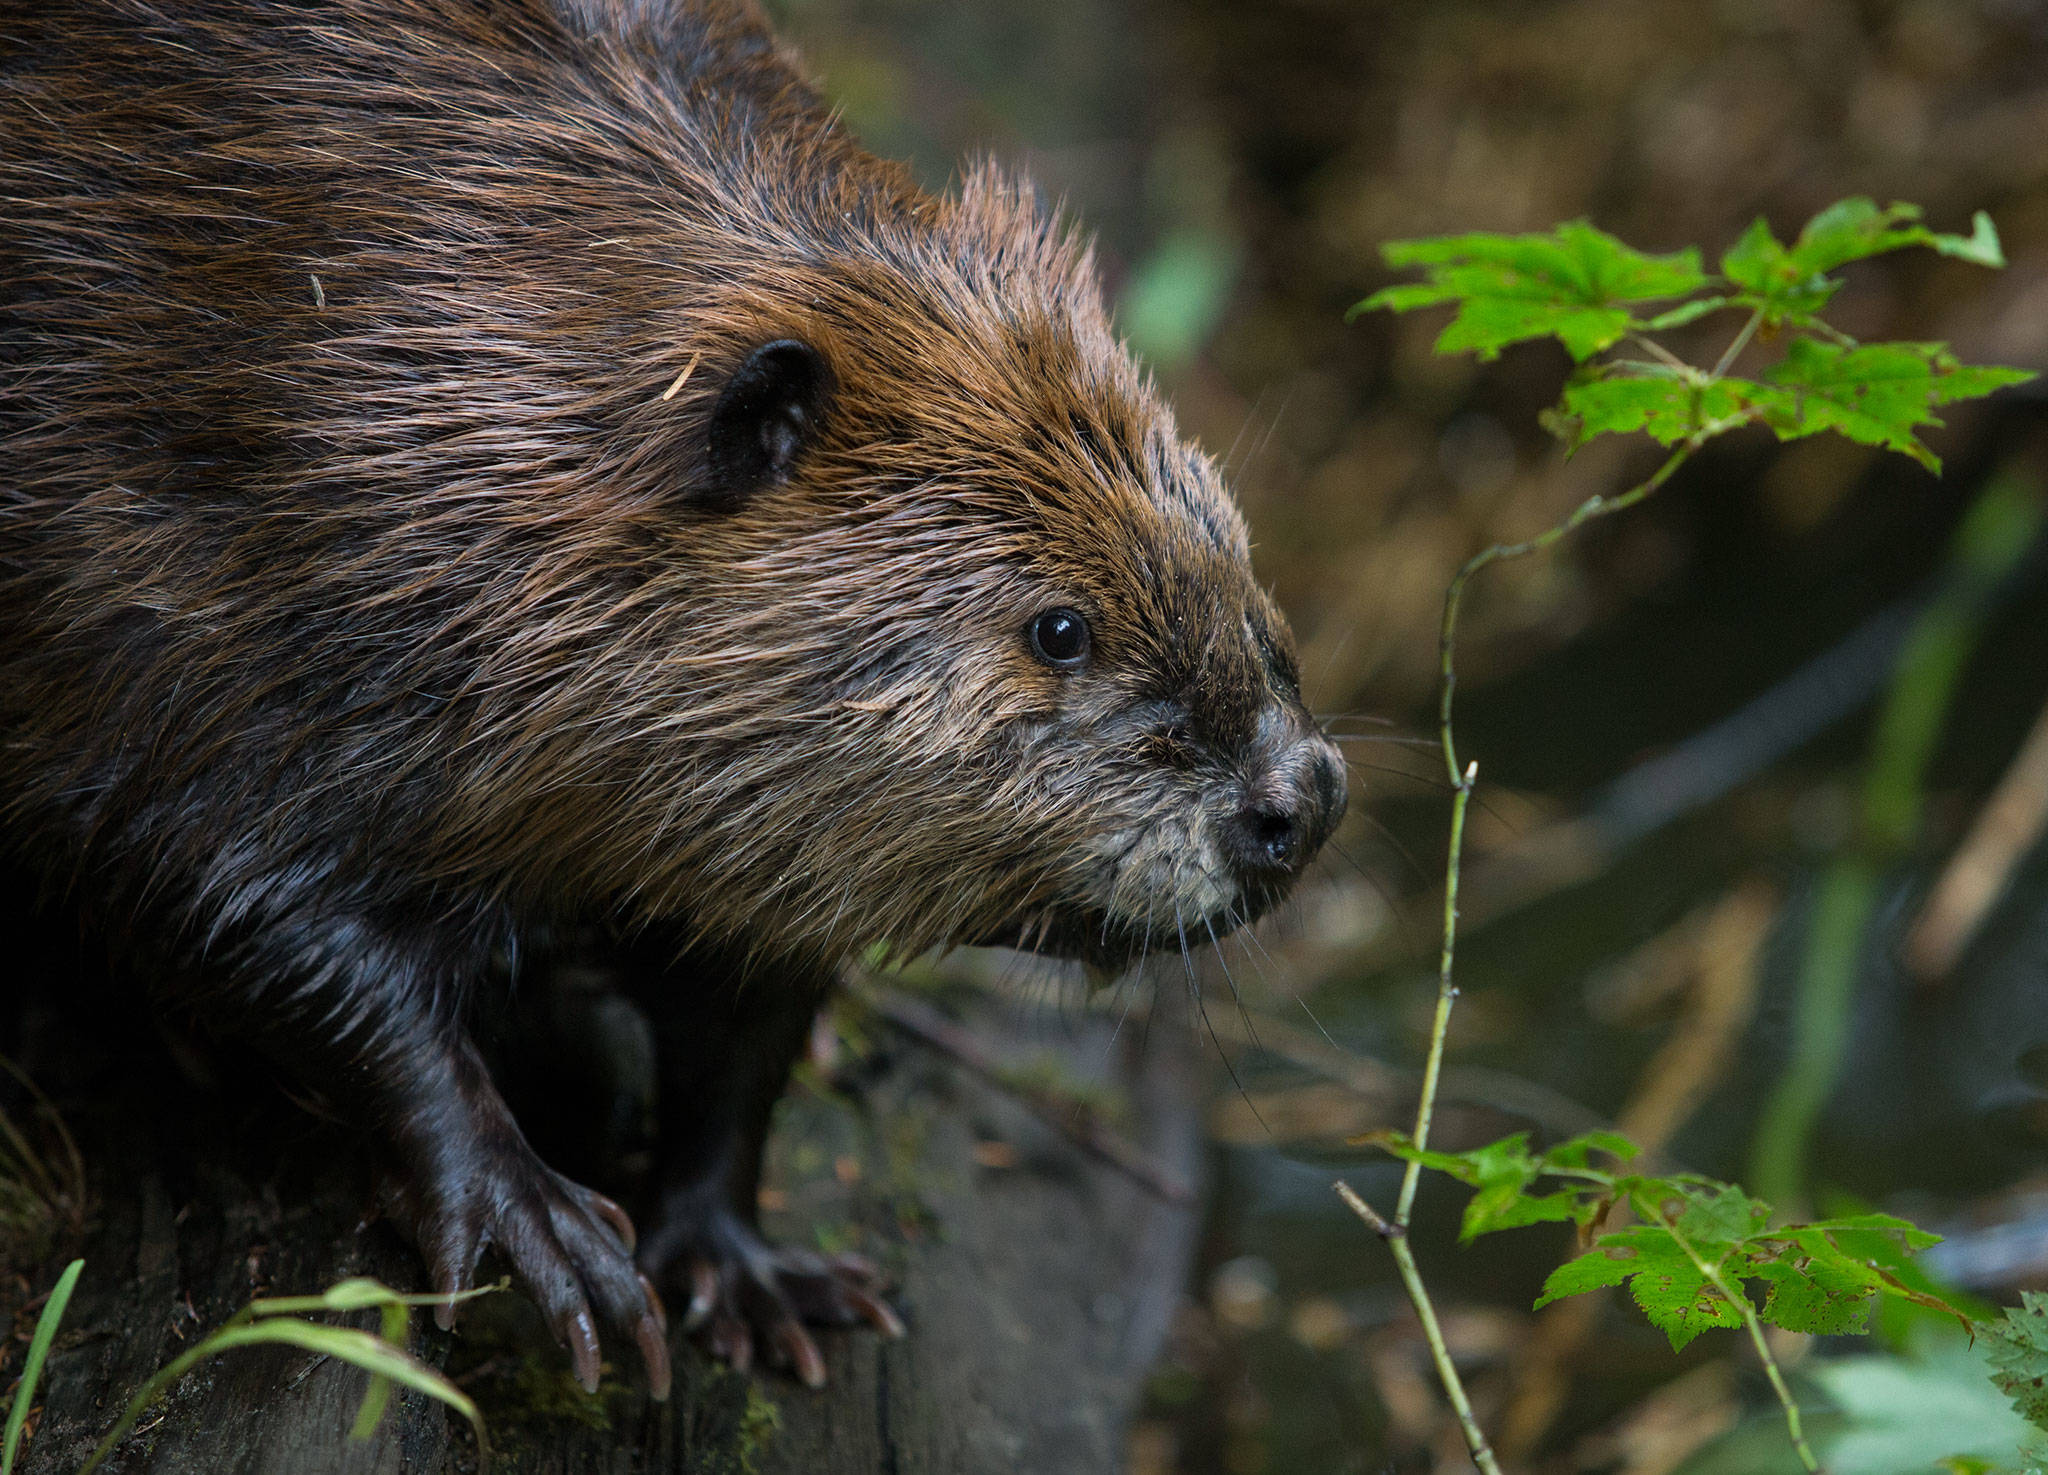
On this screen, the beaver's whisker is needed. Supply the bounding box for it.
[1228,907,1282,992]
[1326,732,1440,749]
[1337,757,1452,792]
[1114,894,1160,1056]
[1202,912,1262,1053]
[1182,907,1264,1130]
[1295,992,1347,1053]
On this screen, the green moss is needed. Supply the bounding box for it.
[444,1309,622,1437]
[737,1381,783,1475]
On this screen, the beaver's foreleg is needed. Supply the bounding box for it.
[173,906,673,1398]
[625,943,903,1386]
[371,1025,674,1399]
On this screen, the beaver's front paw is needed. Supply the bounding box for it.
[639,1197,902,1387]
[380,1074,672,1399]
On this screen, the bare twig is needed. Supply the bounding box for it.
[1709,306,1766,380]
[1335,1179,1400,1239]
[853,979,1196,1205]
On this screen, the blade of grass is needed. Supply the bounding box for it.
[349,1296,413,1441]
[2,1258,83,1475]
[78,1285,497,1474]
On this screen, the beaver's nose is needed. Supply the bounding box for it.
[1222,726,1347,882]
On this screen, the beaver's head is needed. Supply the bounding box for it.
[556,168,1344,966]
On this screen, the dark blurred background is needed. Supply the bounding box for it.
[764,1,2048,1470]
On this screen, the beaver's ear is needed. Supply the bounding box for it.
[703,339,834,509]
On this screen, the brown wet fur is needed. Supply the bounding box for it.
[0,0,1343,1392]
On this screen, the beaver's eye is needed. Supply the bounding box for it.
[1026,608,1091,668]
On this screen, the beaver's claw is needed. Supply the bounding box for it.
[640,1201,902,1388]
[380,1080,672,1401]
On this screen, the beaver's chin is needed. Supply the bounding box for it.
[972,888,1285,972]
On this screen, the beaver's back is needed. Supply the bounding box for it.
[0,0,898,564]
[0,0,921,909]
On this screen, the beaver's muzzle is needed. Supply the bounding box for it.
[1218,706,1347,889]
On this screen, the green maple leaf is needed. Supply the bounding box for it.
[1749,1253,1879,1336]
[1721,217,1840,324]
[1536,1226,1675,1307]
[1352,1129,1471,1179]
[1363,1130,1637,1242]
[1451,1135,1580,1241]
[1463,1187,1580,1242]
[1546,373,1758,450]
[1721,199,2006,330]
[1791,197,2005,274]
[1538,1131,1638,1171]
[1629,1262,1747,1351]
[1800,1211,1944,1256]
[1539,1223,1746,1347]
[1739,1218,1976,1341]
[1674,1183,1771,1248]
[1362,1133,1574,1242]
[1750,338,2035,471]
[1355,220,1707,361]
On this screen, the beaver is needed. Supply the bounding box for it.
[0,0,1345,1396]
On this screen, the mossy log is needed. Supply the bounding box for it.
[3,982,1201,1475]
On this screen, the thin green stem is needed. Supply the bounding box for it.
[1651,1212,1821,1473]
[1395,758,1475,1228]
[1438,441,1701,785]
[1348,436,1707,1473]
[1710,306,1767,379]
[1803,318,1861,349]
[1625,334,1693,373]
[1338,1183,1504,1475]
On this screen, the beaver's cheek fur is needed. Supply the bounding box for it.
[971,660,1347,964]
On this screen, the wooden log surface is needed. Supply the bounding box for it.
[3,977,1203,1475]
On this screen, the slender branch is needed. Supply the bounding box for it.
[1338,1183,1502,1475]
[1336,202,2021,1474]
[1804,317,1861,349]
[1395,758,1476,1228]
[1438,440,1701,784]
[1336,1179,1400,1238]
[1344,438,1708,1473]
[1625,333,1693,373]
[1604,357,1694,379]
[1710,305,1767,379]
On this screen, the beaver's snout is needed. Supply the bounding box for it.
[1221,713,1346,885]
